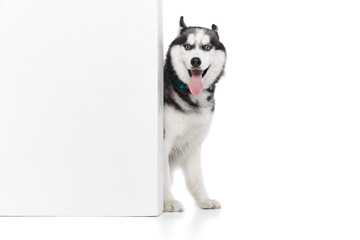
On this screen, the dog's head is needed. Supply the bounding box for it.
[167,16,226,95]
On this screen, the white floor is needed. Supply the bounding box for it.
[1,158,359,240]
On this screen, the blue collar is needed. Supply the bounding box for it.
[170,75,188,90]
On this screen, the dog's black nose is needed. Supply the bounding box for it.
[191,57,201,68]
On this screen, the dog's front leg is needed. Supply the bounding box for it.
[182,147,221,209]
[163,138,184,212]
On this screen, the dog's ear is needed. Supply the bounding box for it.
[180,16,187,28]
[178,16,187,36]
[211,24,218,32]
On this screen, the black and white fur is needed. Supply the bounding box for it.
[164,17,226,212]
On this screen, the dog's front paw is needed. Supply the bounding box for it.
[197,199,221,209]
[164,199,184,212]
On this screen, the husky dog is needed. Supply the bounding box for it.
[163,16,226,212]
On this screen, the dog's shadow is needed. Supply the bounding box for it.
[157,208,221,239]
[187,208,222,238]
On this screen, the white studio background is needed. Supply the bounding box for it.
[1,0,360,239]
[163,0,360,239]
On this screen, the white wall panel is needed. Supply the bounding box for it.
[0,0,163,216]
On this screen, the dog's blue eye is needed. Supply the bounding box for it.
[184,44,191,50]
[204,45,212,51]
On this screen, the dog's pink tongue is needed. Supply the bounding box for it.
[189,70,204,95]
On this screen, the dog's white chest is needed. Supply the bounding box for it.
[164,105,213,145]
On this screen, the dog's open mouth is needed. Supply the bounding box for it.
[187,67,209,95]
[187,67,209,78]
